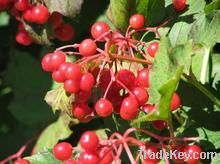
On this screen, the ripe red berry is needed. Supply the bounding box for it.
[14,0,29,11]
[16,30,32,46]
[152,120,167,131]
[72,103,91,119]
[183,145,202,164]
[171,92,181,111]
[80,151,100,164]
[52,70,66,82]
[132,87,149,105]
[64,63,82,81]
[55,23,74,41]
[129,14,145,29]
[173,0,186,12]
[147,42,159,57]
[143,146,160,163]
[23,6,33,22]
[41,53,53,72]
[80,73,95,92]
[120,96,139,120]
[116,69,136,90]
[53,142,73,161]
[95,98,113,117]
[64,79,80,93]
[137,68,150,88]
[80,131,99,151]
[64,159,79,164]
[50,12,63,29]
[171,145,185,164]
[75,90,91,103]
[14,158,29,164]
[142,104,155,113]
[99,151,114,164]
[109,93,124,113]
[31,5,49,24]
[97,68,111,90]
[50,51,66,70]
[58,62,72,76]
[91,21,110,41]
[79,39,97,56]
[0,0,10,11]
[18,23,25,32]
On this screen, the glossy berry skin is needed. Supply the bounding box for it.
[75,90,91,103]
[64,64,82,81]
[31,5,49,24]
[52,70,65,82]
[64,79,80,93]
[14,158,29,164]
[14,0,29,11]
[132,87,149,105]
[16,30,32,46]
[171,92,181,111]
[23,6,33,22]
[79,39,97,56]
[95,98,113,117]
[58,62,72,76]
[120,96,139,120]
[91,21,110,41]
[137,68,150,88]
[183,145,202,164]
[147,42,159,57]
[129,14,145,29]
[53,142,73,161]
[143,146,160,163]
[99,151,114,164]
[142,104,155,113]
[116,69,136,89]
[80,131,99,151]
[72,103,91,119]
[55,23,74,41]
[50,51,66,71]
[80,151,100,164]
[173,0,186,12]
[64,159,79,164]
[80,73,95,92]
[41,53,53,72]
[152,120,167,131]
[50,12,63,29]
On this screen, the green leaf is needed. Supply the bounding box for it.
[211,153,220,164]
[212,53,220,90]
[33,114,76,153]
[44,0,84,18]
[107,0,135,32]
[0,12,9,27]
[25,149,61,164]
[44,86,75,115]
[205,0,220,15]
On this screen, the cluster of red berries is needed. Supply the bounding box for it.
[0,0,74,46]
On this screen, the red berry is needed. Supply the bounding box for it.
[171,92,181,111]
[132,87,149,105]
[0,0,10,10]
[53,142,73,161]
[41,53,53,72]
[64,159,79,164]
[64,79,80,93]
[109,93,124,113]
[80,131,99,151]
[18,23,25,32]
[172,145,185,164]
[152,120,167,131]
[55,23,74,41]
[52,70,66,82]
[64,63,82,81]
[116,69,136,90]
[142,104,155,113]
[72,103,91,119]
[147,42,159,57]
[173,0,186,12]
[129,14,145,29]
[137,68,150,88]
[143,146,160,163]
[14,158,29,164]
[79,39,97,56]
[50,51,66,70]
[183,145,202,164]
[95,98,113,117]
[80,73,95,92]
[91,21,110,41]
[31,5,49,24]
[98,68,111,90]
[50,12,63,29]
[23,6,33,22]
[99,151,114,164]
[120,96,139,120]
[10,7,20,20]
[58,62,72,76]
[16,30,32,46]
[80,151,100,164]
[14,0,29,11]
[76,90,91,103]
